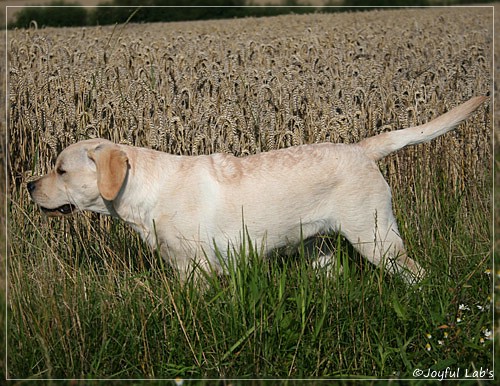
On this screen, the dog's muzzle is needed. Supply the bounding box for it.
[27,181,76,216]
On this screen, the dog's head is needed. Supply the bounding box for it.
[28,138,129,216]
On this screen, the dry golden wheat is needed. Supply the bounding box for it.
[7,8,492,213]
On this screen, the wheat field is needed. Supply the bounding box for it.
[5,6,493,380]
[8,8,491,182]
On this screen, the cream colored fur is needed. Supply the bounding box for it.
[28,96,487,284]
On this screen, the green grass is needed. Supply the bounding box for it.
[6,165,493,381]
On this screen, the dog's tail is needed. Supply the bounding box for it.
[358,96,488,161]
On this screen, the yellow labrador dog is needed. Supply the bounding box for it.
[28,96,487,284]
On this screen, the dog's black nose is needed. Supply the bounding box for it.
[27,181,36,194]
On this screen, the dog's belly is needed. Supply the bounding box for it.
[205,186,341,261]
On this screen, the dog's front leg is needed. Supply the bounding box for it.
[159,242,216,285]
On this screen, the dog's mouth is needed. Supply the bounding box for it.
[40,204,77,216]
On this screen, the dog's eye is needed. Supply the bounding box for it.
[57,167,66,175]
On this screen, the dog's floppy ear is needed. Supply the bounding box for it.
[88,144,128,201]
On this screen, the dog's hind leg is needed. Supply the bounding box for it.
[343,218,425,284]
[336,179,425,284]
